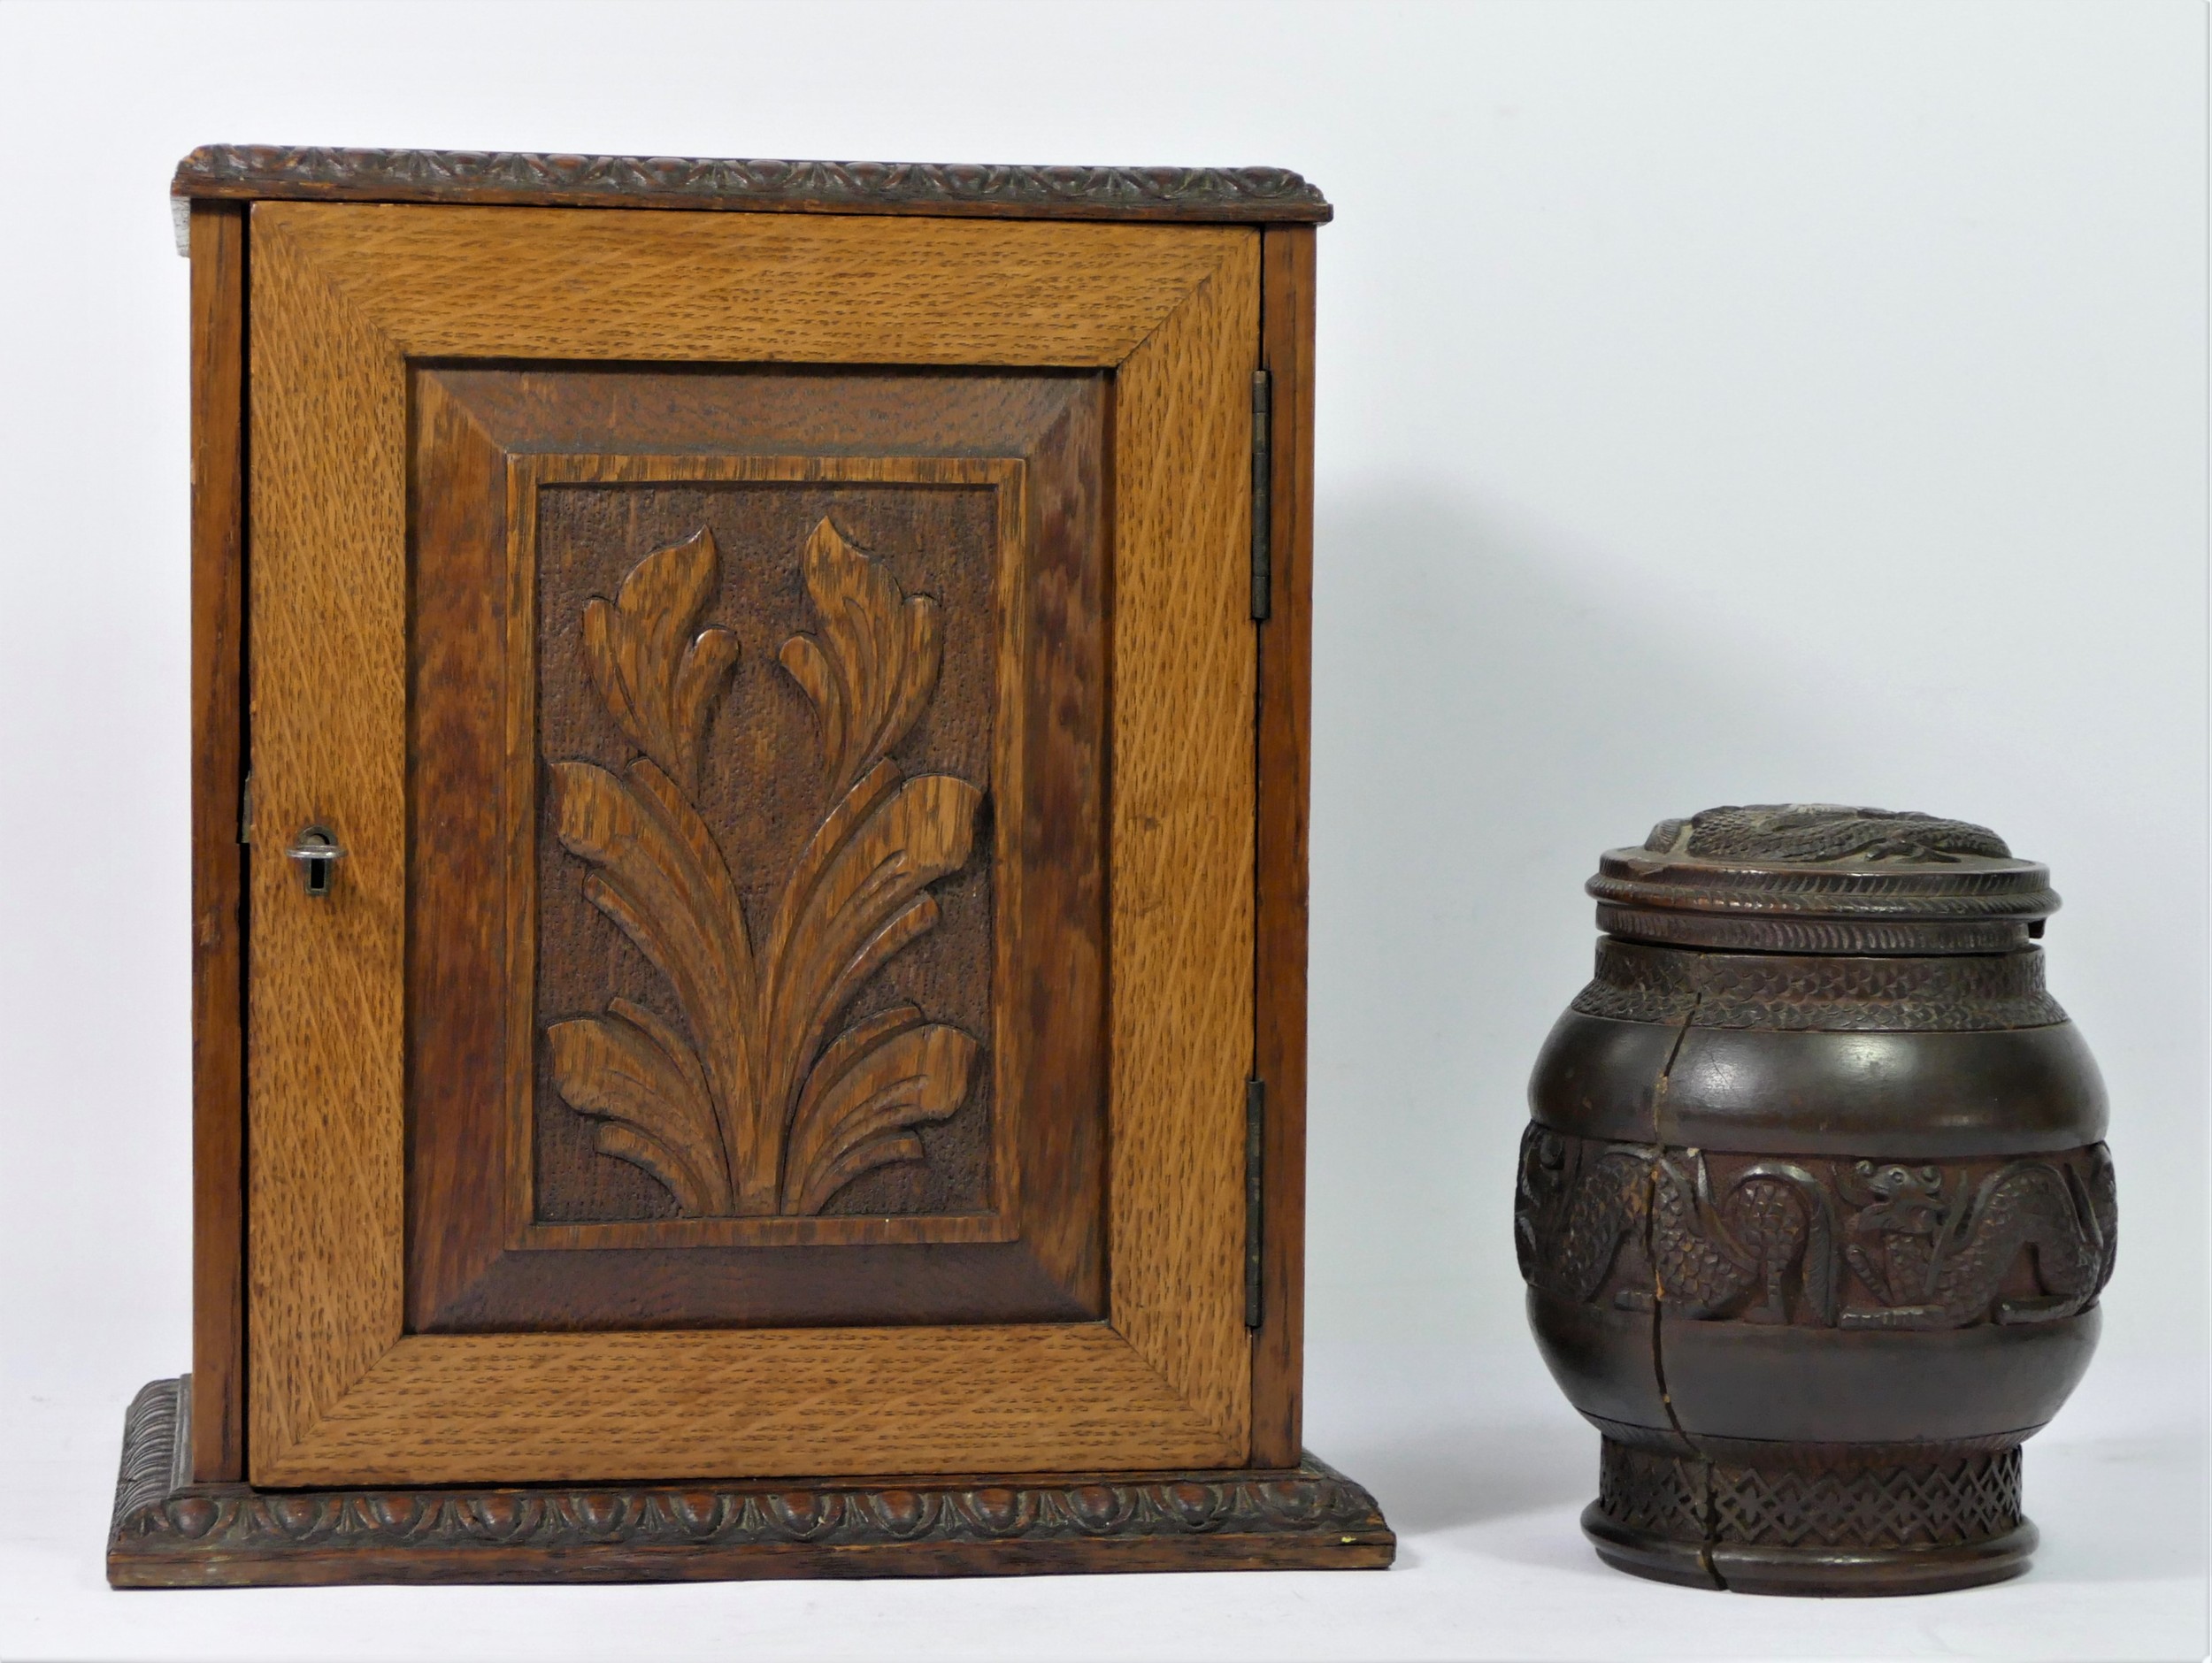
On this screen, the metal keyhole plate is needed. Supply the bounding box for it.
[285,825,347,898]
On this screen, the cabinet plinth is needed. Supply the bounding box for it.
[109,1379,1391,1587]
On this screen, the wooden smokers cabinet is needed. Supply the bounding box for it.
[106,149,1390,1586]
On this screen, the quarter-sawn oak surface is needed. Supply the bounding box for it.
[247,203,1259,1486]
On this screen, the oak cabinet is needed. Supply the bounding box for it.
[110,148,1388,1585]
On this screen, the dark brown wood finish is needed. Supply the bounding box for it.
[406,372,511,1329]
[527,471,1004,1228]
[1522,805,2114,1594]
[188,200,249,1485]
[109,1378,1392,1587]
[406,367,1110,1332]
[173,147,1332,225]
[1250,226,1317,1467]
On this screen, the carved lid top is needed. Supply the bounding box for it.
[1587,804,2061,956]
[170,146,1332,225]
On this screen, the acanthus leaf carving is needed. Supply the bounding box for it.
[546,517,982,1218]
[580,526,740,794]
[783,1007,979,1216]
[779,517,945,799]
[544,1009,727,1215]
[759,763,980,1121]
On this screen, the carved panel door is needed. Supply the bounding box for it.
[246,206,1259,1485]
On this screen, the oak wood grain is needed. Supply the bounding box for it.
[188,200,249,1484]
[111,1378,1387,1589]
[1001,387,1110,1311]
[250,210,1260,1483]
[1107,236,1262,1445]
[1251,226,1318,1466]
[257,1327,1237,1485]
[404,372,511,1330]
[256,204,1248,369]
[247,206,411,1483]
[525,455,1013,1230]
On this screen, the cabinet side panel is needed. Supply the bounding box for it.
[1109,236,1260,1445]
[1251,226,1317,1467]
[189,201,249,1484]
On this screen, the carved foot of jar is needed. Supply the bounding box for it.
[1583,1432,2037,1595]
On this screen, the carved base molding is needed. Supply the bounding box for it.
[1584,1436,2034,1596]
[107,1381,1394,1587]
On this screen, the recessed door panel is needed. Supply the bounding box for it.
[406,368,1109,1330]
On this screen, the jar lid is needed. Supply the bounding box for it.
[1587,804,2060,954]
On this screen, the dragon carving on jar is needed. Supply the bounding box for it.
[1515,1127,2117,1331]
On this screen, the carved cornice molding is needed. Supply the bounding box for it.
[172,146,1333,225]
[107,1380,1394,1586]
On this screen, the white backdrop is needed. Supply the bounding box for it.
[0,4,2202,1659]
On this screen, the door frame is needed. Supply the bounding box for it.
[239,203,1259,1486]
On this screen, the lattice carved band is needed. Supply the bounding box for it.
[1570,939,2068,1032]
[1597,1438,2024,1552]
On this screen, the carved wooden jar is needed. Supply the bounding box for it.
[1520,805,2115,1596]
[107,147,1393,1587]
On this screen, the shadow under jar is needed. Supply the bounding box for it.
[1519,805,2116,1596]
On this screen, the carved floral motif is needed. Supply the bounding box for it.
[546,519,981,1216]
[1516,1128,2116,1330]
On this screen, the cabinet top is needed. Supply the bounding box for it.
[172,145,1332,225]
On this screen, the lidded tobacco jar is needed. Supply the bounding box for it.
[1518,805,2115,1595]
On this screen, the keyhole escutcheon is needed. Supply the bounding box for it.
[285,825,347,898]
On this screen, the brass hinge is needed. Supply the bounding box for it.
[239,771,254,847]
[1248,369,1272,622]
[1243,1077,1265,1328]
